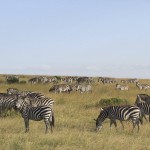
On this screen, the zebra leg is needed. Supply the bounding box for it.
[119,121,124,130]
[139,116,143,125]
[143,114,148,122]
[44,119,49,134]
[49,117,53,133]
[132,118,139,132]
[48,111,54,133]
[110,120,117,128]
[24,118,29,132]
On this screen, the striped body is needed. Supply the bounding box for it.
[49,84,71,93]
[135,94,150,104]
[136,82,150,90]
[96,105,141,131]
[116,84,128,91]
[77,84,92,93]
[16,96,54,133]
[0,94,17,116]
[136,102,150,122]
[27,96,54,107]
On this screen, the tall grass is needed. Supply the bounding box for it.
[0,75,150,149]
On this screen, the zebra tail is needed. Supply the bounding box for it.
[52,111,55,127]
[139,110,143,125]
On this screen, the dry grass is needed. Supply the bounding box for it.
[0,75,150,150]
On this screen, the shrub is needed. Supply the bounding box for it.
[19,80,27,84]
[6,76,19,84]
[96,98,129,107]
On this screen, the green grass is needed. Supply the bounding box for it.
[0,75,150,149]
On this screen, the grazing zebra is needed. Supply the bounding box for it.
[49,84,71,93]
[136,82,150,90]
[15,96,54,133]
[135,102,150,122]
[135,94,150,104]
[95,105,142,131]
[0,94,17,116]
[98,77,116,84]
[116,84,129,91]
[77,84,92,93]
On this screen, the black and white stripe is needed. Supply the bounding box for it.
[0,94,17,116]
[95,105,142,131]
[135,94,150,104]
[15,96,54,133]
[136,102,150,122]
[26,96,54,107]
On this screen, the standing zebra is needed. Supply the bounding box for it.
[135,102,150,122]
[95,105,142,131]
[0,94,17,116]
[15,96,54,133]
[135,94,150,104]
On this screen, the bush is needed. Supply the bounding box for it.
[6,76,19,84]
[96,98,129,107]
[19,80,27,84]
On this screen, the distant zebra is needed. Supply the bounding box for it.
[77,84,92,93]
[95,105,142,131]
[15,96,54,133]
[116,84,129,91]
[135,102,150,122]
[136,82,150,90]
[49,84,71,93]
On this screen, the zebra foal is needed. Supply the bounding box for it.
[95,105,142,131]
[15,96,54,133]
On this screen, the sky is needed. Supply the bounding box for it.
[0,0,150,78]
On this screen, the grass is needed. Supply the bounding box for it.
[0,75,150,149]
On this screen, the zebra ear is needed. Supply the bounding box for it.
[101,108,104,111]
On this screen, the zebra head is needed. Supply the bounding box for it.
[15,95,30,111]
[96,108,108,131]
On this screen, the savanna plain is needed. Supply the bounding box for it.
[0,75,150,150]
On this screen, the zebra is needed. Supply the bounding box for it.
[116,84,129,91]
[77,84,92,93]
[135,102,150,122]
[7,88,19,95]
[49,84,71,93]
[0,94,17,116]
[24,96,54,108]
[15,96,54,133]
[77,77,92,84]
[135,94,150,104]
[95,105,142,131]
[136,82,150,90]
[98,77,116,84]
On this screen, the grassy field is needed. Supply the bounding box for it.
[0,75,150,150]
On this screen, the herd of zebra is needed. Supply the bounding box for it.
[0,88,54,133]
[95,94,150,131]
[1,75,150,133]
[1,87,150,133]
